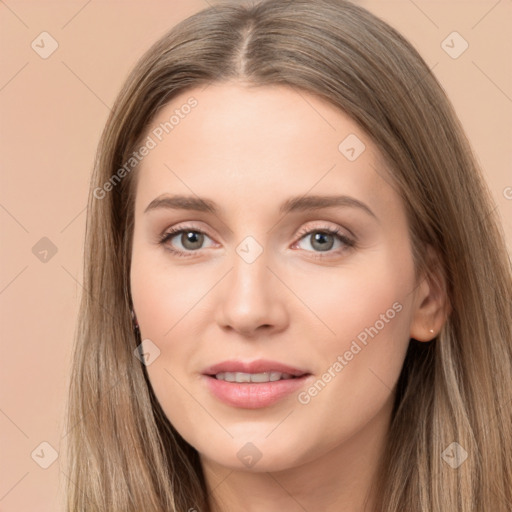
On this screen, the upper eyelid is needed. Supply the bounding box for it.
[162,223,215,242]
[162,221,348,237]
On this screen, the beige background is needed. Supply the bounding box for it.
[1,0,511,510]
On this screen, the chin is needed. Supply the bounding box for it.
[196,435,312,473]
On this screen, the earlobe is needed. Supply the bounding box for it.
[131,308,139,332]
[409,245,450,342]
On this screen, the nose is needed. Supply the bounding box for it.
[215,249,289,338]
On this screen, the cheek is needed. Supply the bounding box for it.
[130,242,207,340]
[298,250,414,400]
[131,271,181,338]
[294,248,415,432]
[292,245,414,348]
[130,252,210,441]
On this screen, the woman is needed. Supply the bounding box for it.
[65,0,512,510]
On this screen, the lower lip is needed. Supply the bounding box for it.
[202,374,312,409]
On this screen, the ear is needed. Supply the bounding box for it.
[409,245,451,342]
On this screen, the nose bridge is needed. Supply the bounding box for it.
[215,235,288,334]
[229,239,275,310]
[232,241,270,297]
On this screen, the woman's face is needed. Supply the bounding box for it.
[130,83,429,472]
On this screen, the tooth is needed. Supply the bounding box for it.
[250,372,270,383]
[214,371,298,382]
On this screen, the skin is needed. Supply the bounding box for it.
[130,83,447,511]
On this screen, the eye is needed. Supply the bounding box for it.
[158,225,215,258]
[292,225,355,257]
[158,223,355,259]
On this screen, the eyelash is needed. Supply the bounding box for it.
[158,223,355,259]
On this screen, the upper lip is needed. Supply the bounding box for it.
[202,359,310,377]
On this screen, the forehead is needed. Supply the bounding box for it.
[134,83,398,218]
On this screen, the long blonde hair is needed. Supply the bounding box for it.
[65,0,512,510]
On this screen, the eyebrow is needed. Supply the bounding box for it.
[144,194,377,219]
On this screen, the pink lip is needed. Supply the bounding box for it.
[201,359,312,409]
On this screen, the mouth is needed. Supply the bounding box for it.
[201,359,313,409]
